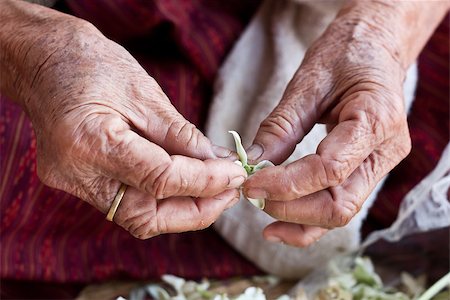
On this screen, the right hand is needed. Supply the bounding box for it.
[1,3,246,239]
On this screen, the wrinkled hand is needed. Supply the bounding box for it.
[7,10,246,238]
[243,16,412,247]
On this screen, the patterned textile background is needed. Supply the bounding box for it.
[0,0,448,298]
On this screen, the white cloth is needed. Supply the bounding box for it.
[362,143,450,248]
[206,0,418,278]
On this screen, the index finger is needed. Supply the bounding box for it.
[100,127,247,199]
[262,130,411,227]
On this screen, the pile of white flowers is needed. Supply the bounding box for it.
[117,274,289,300]
[117,257,449,300]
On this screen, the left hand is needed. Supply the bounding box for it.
[0,2,247,239]
[242,12,412,247]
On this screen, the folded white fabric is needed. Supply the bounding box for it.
[206,0,417,278]
[362,143,450,248]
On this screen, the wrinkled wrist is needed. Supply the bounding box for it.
[334,0,450,70]
[335,3,405,68]
[327,8,405,78]
[332,17,404,88]
[292,13,406,113]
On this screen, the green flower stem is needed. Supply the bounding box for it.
[228,131,274,210]
[417,272,450,300]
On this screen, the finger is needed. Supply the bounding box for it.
[114,188,240,239]
[245,71,327,165]
[152,112,234,159]
[263,133,411,228]
[263,222,328,247]
[155,189,240,234]
[126,79,233,160]
[99,124,247,199]
[244,115,386,201]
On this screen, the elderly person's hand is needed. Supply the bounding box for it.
[243,1,450,247]
[1,1,246,239]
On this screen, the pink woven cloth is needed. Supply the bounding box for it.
[0,0,448,289]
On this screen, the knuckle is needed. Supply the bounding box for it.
[165,121,211,159]
[178,123,198,146]
[102,117,126,147]
[279,202,289,221]
[75,116,127,166]
[321,157,350,186]
[197,174,214,197]
[325,190,360,228]
[329,207,352,227]
[143,156,193,199]
[147,161,173,199]
[272,170,298,200]
[352,91,405,141]
[126,215,159,239]
[265,202,288,222]
[260,107,300,142]
[332,213,352,227]
[284,168,305,198]
[376,97,405,136]
[364,107,389,139]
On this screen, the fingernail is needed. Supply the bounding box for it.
[227,176,246,188]
[266,236,282,243]
[212,145,233,158]
[245,188,268,200]
[225,196,240,210]
[246,144,263,161]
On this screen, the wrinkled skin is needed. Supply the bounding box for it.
[242,10,414,247]
[1,1,448,244]
[1,3,246,239]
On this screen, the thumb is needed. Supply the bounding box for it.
[246,79,320,165]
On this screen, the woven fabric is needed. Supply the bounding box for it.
[0,0,448,286]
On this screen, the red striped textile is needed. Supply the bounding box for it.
[0,0,448,291]
[0,0,261,284]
